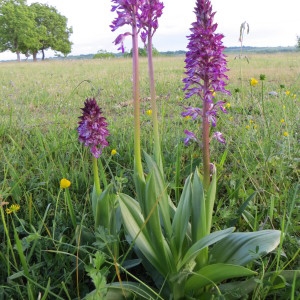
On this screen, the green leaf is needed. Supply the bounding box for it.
[172,174,192,256]
[185,263,257,292]
[93,183,116,230]
[144,152,172,239]
[144,172,174,272]
[107,281,164,300]
[206,170,217,235]
[218,270,300,299]
[178,227,235,270]
[191,168,206,243]
[210,230,281,266]
[118,193,172,276]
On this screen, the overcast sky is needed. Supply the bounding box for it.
[1,0,300,61]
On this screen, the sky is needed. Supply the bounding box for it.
[1,0,300,61]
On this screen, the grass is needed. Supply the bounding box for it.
[0,52,299,299]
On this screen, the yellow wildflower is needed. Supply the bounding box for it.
[250,78,258,86]
[60,178,71,189]
[293,94,296,99]
[184,115,192,120]
[6,204,20,214]
[245,125,250,130]
[280,119,285,123]
[225,102,231,109]
[111,149,117,156]
[146,109,152,116]
[285,90,290,96]
[283,132,289,137]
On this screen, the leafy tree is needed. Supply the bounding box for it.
[297,35,300,49]
[29,3,73,61]
[0,0,72,61]
[93,50,115,59]
[128,46,160,57]
[0,0,39,61]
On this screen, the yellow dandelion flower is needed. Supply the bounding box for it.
[293,94,296,99]
[184,115,192,120]
[60,178,71,189]
[249,119,254,124]
[225,102,231,109]
[6,204,20,214]
[111,149,117,156]
[253,125,258,129]
[285,90,290,96]
[245,125,250,130]
[283,132,289,137]
[280,119,285,123]
[250,78,258,86]
[146,109,152,116]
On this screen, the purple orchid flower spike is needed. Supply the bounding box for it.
[140,0,164,43]
[110,0,145,52]
[182,0,230,189]
[77,98,109,158]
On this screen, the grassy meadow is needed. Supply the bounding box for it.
[0,52,299,299]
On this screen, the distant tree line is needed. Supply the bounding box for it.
[0,0,72,61]
[93,46,160,59]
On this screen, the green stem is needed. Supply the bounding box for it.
[132,22,144,180]
[202,81,211,192]
[147,33,163,172]
[93,156,102,196]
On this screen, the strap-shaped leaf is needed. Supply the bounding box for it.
[191,168,206,243]
[172,174,192,258]
[210,230,281,266]
[178,227,235,270]
[144,152,173,240]
[206,170,217,235]
[118,193,173,276]
[185,263,257,292]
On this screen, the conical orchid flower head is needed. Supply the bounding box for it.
[77,98,109,158]
[183,0,230,102]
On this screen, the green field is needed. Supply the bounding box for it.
[0,53,299,299]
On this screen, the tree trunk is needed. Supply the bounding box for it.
[42,49,45,60]
[16,51,21,62]
[33,52,37,62]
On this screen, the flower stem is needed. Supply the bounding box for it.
[147,33,163,172]
[202,84,211,192]
[132,21,144,183]
[93,156,102,196]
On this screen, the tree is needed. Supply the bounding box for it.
[0,0,72,61]
[0,0,40,61]
[297,35,300,49]
[29,3,73,61]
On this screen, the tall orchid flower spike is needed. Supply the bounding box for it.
[140,0,164,171]
[111,0,145,185]
[183,0,230,190]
